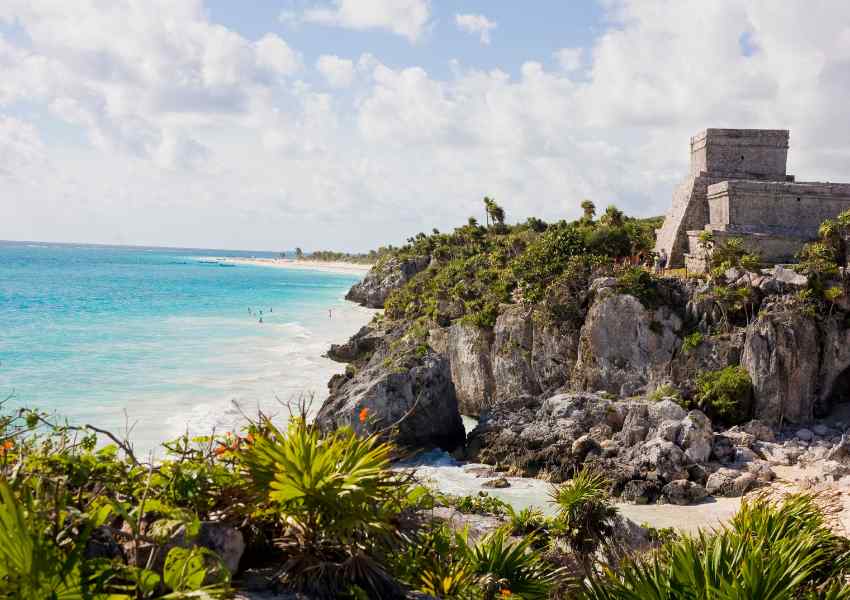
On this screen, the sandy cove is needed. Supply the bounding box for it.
[208,257,372,276]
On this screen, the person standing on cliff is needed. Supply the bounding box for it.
[659,249,668,274]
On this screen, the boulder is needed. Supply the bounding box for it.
[446,322,494,415]
[345,255,429,308]
[662,479,708,505]
[481,477,510,489]
[316,350,465,451]
[706,468,756,497]
[796,428,814,442]
[621,480,660,505]
[677,411,713,463]
[124,521,244,576]
[772,265,808,288]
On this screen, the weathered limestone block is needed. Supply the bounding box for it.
[345,255,429,308]
[491,305,540,402]
[316,350,465,450]
[446,322,494,415]
[741,302,819,424]
[572,294,682,396]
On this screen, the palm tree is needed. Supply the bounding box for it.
[580,199,596,222]
[600,205,624,228]
[483,197,505,227]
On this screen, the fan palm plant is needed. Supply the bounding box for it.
[239,418,406,598]
[577,493,850,600]
[549,466,617,557]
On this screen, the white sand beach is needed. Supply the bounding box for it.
[209,257,372,276]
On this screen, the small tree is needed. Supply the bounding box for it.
[294,247,304,259]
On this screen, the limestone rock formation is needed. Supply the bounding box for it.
[741,299,820,424]
[316,348,465,451]
[345,255,429,308]
[445,322,495,415]
[491,305,541,402]
[572,293,682,396]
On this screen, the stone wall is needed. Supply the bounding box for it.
[690,129,789,179]
[657,129,791,267]
[685,230,804,270]
[707,180,850,239]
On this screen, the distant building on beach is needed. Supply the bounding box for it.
[655,128,850,273]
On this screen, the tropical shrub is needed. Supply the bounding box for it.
[693,365,753,425]
[578,493,850,600]
[549,467,617,556]
[239,417,409,598]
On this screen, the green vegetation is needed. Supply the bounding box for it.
[579,493,850,600]
[692,366,753,425]
[381,200,662,326]
[648,384,682,403]
[5,399,850,598]
[303,248,393,265]
[681,331,704,354]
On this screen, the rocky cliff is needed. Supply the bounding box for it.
[320,254,850,502]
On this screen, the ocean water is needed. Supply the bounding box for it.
[0,241,373,453]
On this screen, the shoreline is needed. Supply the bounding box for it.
[208,256,373,276]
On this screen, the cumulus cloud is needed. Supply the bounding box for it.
[0,115,45,178]
[298,0,431,42]
[3,0,850,252]
[316,54,355,88]
[554,47,583,72]
[455,13,497,45]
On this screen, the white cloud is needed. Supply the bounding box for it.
[299,0,431,42]
[554,47,583,72]
[316,54,355,88]
[3,0,850,252]
[0,115,45,179]
[455,13,497,45]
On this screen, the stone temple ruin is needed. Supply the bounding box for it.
[655,129,850,273]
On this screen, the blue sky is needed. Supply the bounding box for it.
[1,1,849,251]
[205,1,606,79]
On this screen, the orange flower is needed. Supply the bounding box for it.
[500,590,512,598]
[358,407,369,423]
[0,440,12,454]
[213,443,228,456]
[245,433,255,444]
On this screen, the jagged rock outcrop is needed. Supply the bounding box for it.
[316,348,465,451]
[445,322,495,415]
[572,293,683,396]
[345,256,430,308]
[741,298,820,424]
[491,306,540,402]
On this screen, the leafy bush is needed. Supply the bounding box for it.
[616,267,660,308]
[682,331,704,353]
[441,492,509,517]
[693,366,753,425]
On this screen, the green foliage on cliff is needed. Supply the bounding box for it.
[692,365,753,425]
[382,202,662,327]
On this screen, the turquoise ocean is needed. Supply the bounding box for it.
[0,241,372,453]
